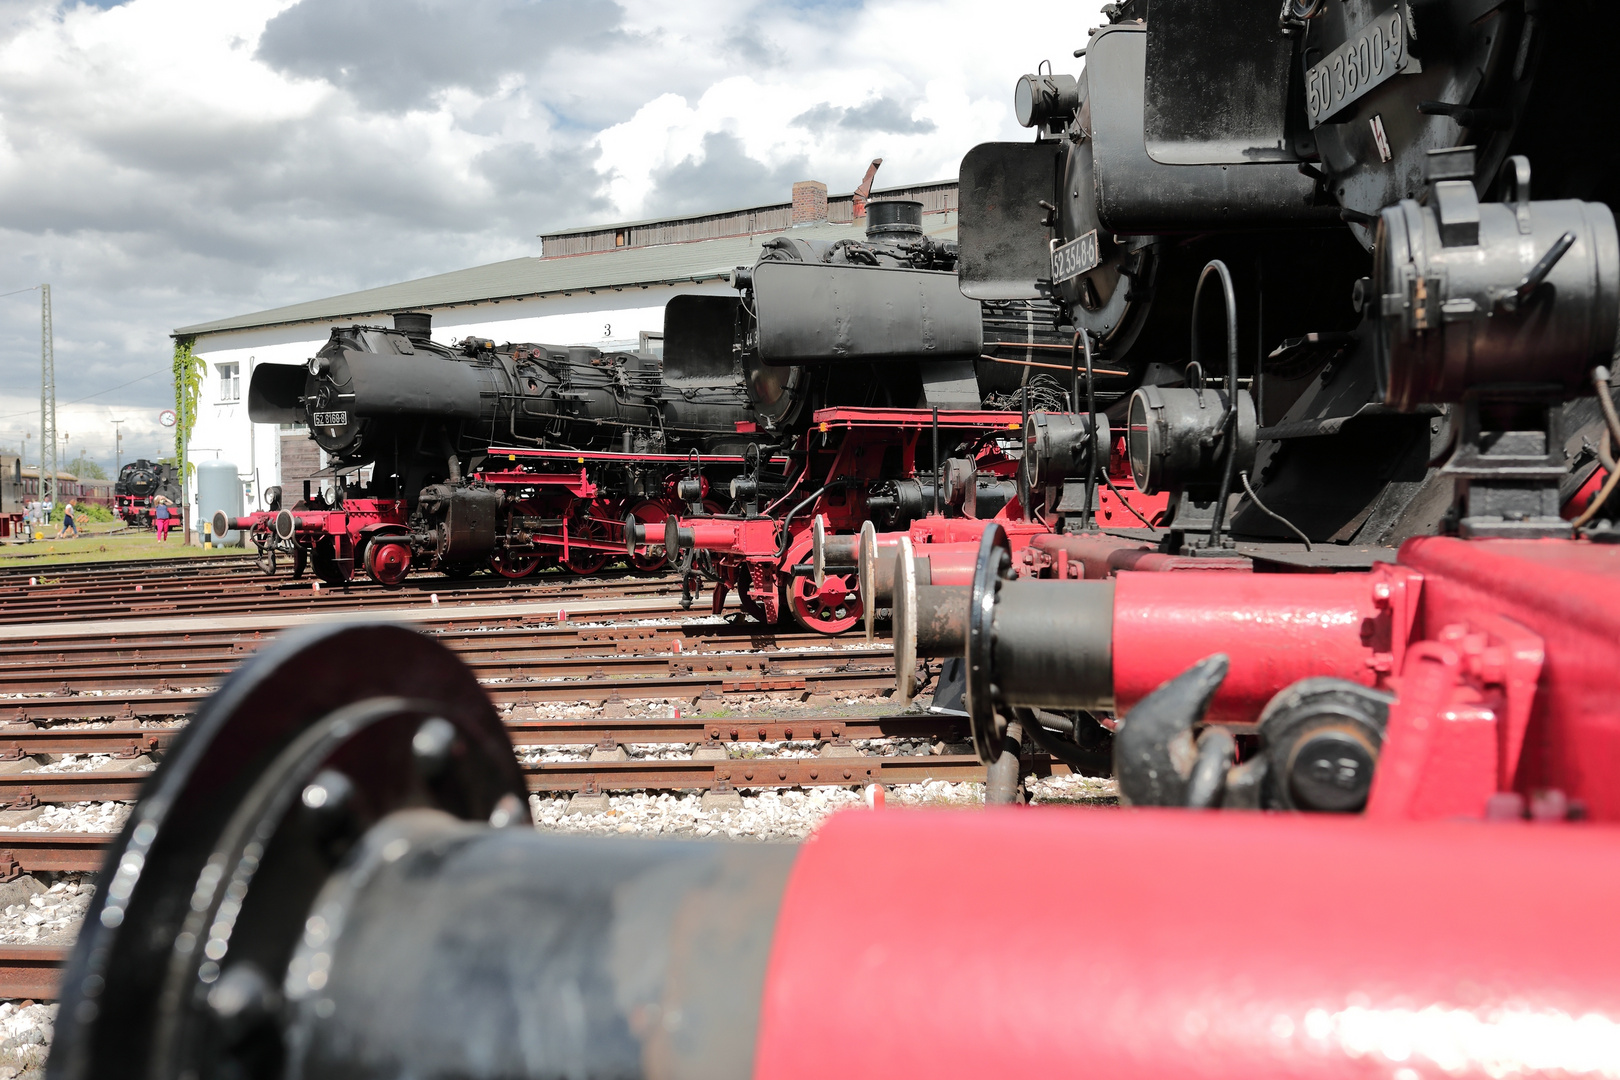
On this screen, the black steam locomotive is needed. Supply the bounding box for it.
[239,201,1066,585]
[956,0,1619,550]
[113,459,181,529]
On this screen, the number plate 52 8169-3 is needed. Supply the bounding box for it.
[313,411,349,427]
[1305,8,1411,128]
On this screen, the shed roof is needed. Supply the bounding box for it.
[176,215,958,340]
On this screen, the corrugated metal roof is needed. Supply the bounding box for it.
[540,178,955,239]
[174,215,958,339]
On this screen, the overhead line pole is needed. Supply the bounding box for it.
[39,285,56,511]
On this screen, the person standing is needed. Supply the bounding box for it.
[154,497,171,542]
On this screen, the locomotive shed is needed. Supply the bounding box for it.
[0,552,1099,1005]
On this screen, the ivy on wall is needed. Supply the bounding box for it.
[172,335,204,490]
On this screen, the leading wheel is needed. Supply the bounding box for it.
[563,517,610,576]
[311,535,353,585]
[489,551,543,579]
[783,532,862,634]
[363,534,412,587]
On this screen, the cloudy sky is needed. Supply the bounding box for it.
[0,0,1098,468]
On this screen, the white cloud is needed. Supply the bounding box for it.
[0,0,1103,470]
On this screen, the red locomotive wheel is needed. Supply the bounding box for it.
[489,551,543,579]
[626,500,670,572]
[563,517,611,576]
[363,537,412,587]
[783,533,862,634]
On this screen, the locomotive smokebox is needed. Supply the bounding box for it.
[864,199,923,241]
[392,311,433,344]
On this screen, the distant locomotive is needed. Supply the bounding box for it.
[113,459,181,528]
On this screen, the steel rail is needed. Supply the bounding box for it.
[0,575,683,625]
[0,632,890,691]
[0,711,956,760]
[0,664,898,724]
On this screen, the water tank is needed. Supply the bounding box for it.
[196,459,244,545]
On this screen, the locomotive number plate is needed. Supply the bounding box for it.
[1305,7,1410,128]
[313,411,349,427]
[1051,230,1100,284]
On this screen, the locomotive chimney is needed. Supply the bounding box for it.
[865,198,924,241]
[393,311,433,343]
[792,180,828,226]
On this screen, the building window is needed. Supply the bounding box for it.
[615,230,628,248]
[218,362,240,403]
[639,332,664,359]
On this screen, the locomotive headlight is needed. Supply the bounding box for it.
[1013,71,1079,130]
[1373,154,1620,408]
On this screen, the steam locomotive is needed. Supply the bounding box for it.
[871,0,1620,803]
[113,459,181,529]
[238,201,1071,589]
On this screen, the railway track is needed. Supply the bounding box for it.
[0,622,875,692]
[0,749,1053,806]
[0,552,992,1004]
[0,566,683,624]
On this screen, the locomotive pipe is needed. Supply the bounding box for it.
[56,627,1620,1080]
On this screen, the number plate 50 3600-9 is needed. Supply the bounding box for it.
[1305,8,1411,129]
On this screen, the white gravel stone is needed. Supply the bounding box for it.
[0,1001,55,1079]
[9,802,129,834]
[0,878,92,945]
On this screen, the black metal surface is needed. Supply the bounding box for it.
[1114,654,1230,808]
[1256,677,1391,813]
[1142,0,1298,166]
[1089,25,1328,232]
[957,141,1062,301]
[281,814,792,1080]
[991,580,1114,714]
[752,261,982,365]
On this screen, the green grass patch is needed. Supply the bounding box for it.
[0,525,245,567]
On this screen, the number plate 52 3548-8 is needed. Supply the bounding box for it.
[1306,8,1412,129]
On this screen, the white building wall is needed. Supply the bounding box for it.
[185,282,733,525]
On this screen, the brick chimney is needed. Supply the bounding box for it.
[792,180,828,226]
